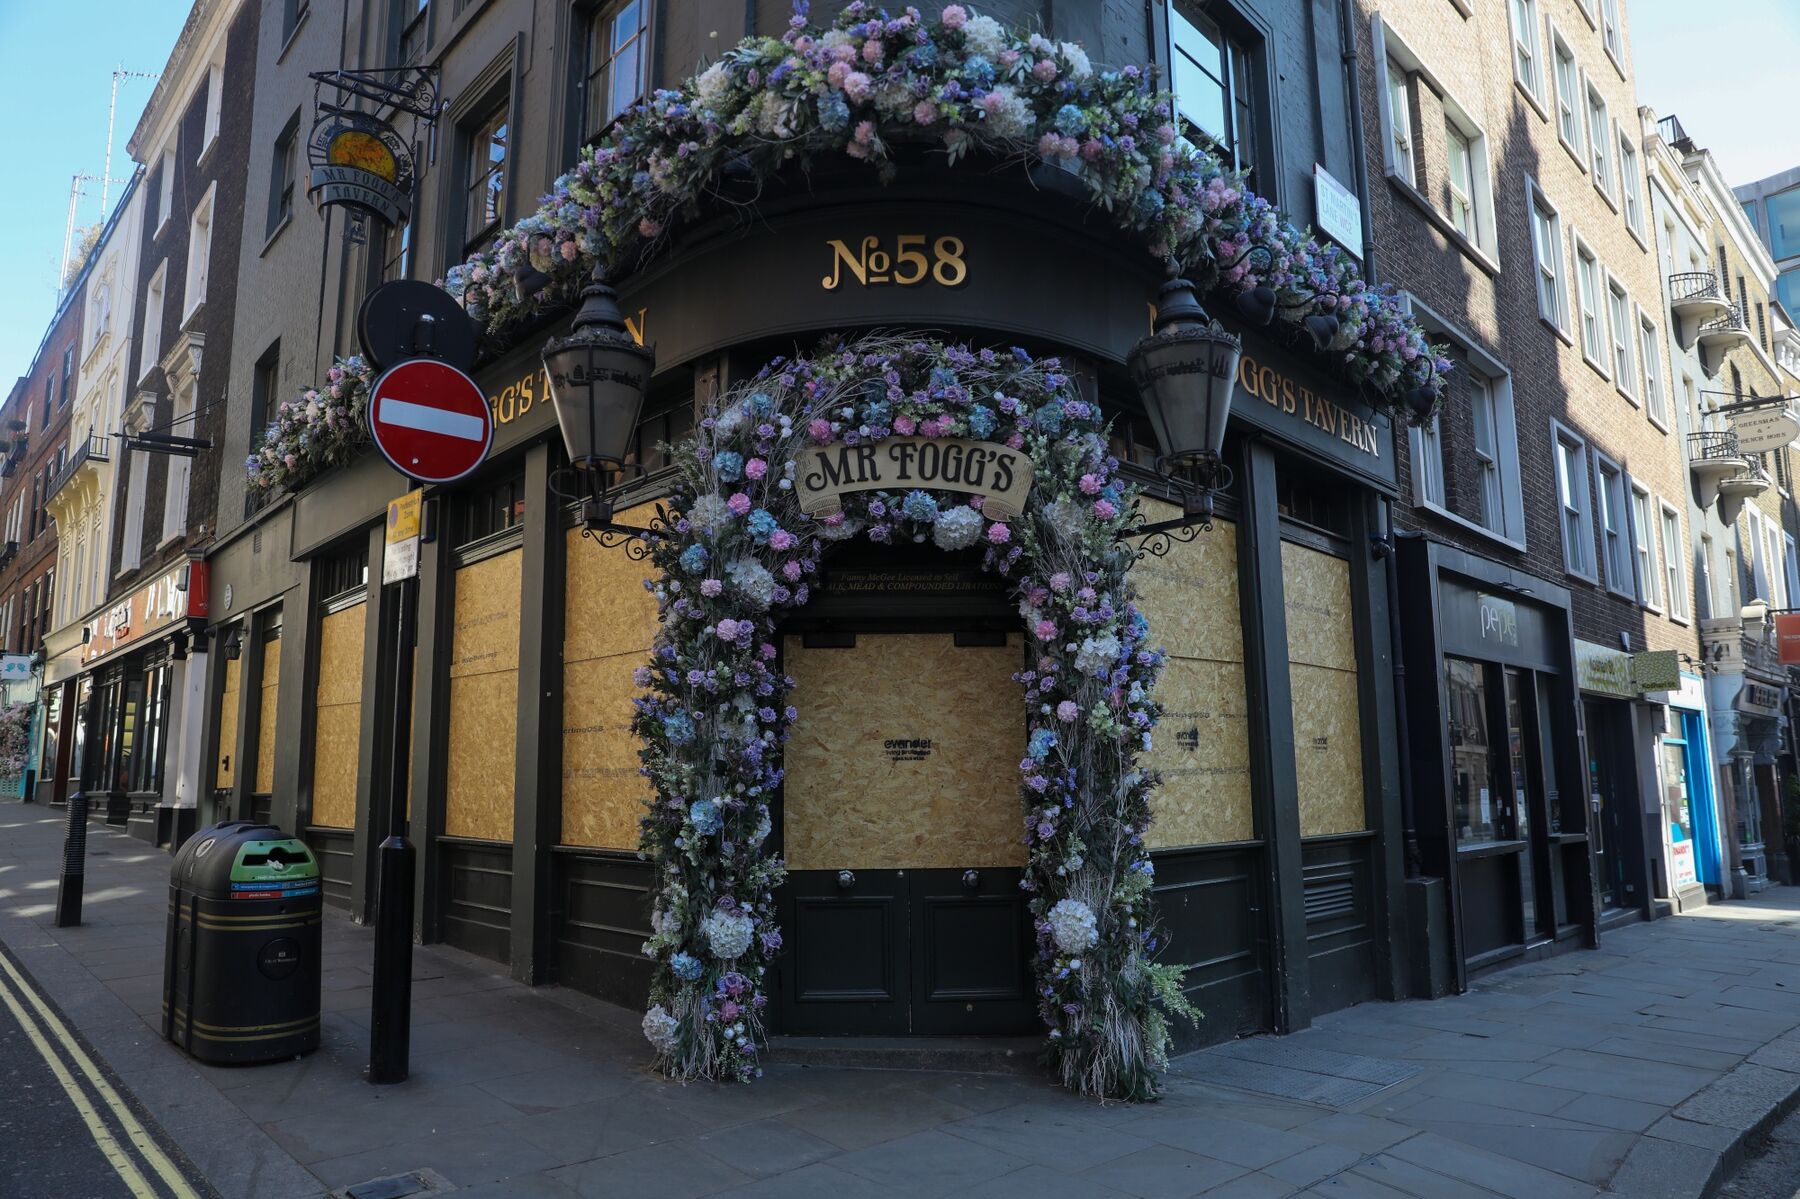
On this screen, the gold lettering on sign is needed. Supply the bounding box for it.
[821,235,968,290]
[486,311,647,428]
[794,436,1033,519]
[1237,353,1381,458]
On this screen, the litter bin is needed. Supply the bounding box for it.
[163,820,322,1064]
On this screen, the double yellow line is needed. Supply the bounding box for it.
[0,949,200,1199]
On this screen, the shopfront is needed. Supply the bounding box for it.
[1396,543,1594,986]
[60,560,210,844]
[266,167,1408,1047]
[1653,671,1722,909]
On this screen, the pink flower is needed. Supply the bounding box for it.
[1093,499,1118,520]
[638,217,663,239]
[700,578,723,597]
[968,494,984,511]
[783,561,804,581]
[715,619,741,640]
[1006,433,1025,450]
[1048,572,1071,592]
[1078,473,1101,495]
[987,522,1012,544]
[1080,138,1104,162]
[744,457,768,480]
[821,511,846,526]
[1057,700,1079,722]
[1034,620,1058,641]
[893,414,917,435]
[760,642,778,660]
[941,4,968,29]
[913,100,939,125]
[1033,58,1058,82]
[560,239,579,261]
[769,530,797,551]
[861,38,884,63]
[808,418,834,441]
[1156,123,1177,145]
[727,493,752,516]
[844,72,872,103]
[827,61,851,88]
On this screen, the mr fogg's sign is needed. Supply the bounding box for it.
[795,437,1034,520]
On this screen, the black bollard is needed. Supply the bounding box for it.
[368,572,418,1085]
[55,791,88,927]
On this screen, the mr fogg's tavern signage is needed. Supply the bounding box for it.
[796,437,1034,520]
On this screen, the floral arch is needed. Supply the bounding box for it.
[633,334,1189,1100]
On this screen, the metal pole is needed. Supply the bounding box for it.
[368,573,417,1085]
[55,701,97,928]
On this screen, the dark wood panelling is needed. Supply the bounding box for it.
[307,827,354,911]
[1152,843,1272,1050]
[1301,835,1378,1015]
[439,838,514,965]
[550,849,655,1009]
[1457,850,1520,960]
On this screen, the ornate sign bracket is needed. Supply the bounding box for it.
[305,66,441,237]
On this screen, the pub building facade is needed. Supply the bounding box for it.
[191,0,1424,1048]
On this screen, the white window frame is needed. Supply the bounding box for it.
[1528,177,1568,335]
[1404,294,1527,550]
[1572,0,1597,27]
[139,262,167,386]
[1553,421,1596,580]
[1618,126,1646,243]
[1381,56,1415,186]
[1507,0,1544,104]
[118,449,146,575]
[1630,482,1660,611]
[1600,0,1625,73]
[1786,533,1800,612]
[1660,500,1688,621]
[1586,78,1613,202]
[1607,274,1635,401]
[155,149,174,235]
[182,182,216,326]
[1595,454,1632,599]
[199,60,223,159]
[1639,308,1667,429]
[1700,533,1716,619]
[1573,234,1607,370]
[1446,120,1478,243]
[1765,516,1787,609]
[1549,21,1583,167]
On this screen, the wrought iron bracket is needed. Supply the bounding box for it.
[553,466,671,558]
[1116,461,1233,559]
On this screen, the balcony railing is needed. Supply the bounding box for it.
[1698,303,1751,339]
[1670,271,1726,306]
[46,432,110,504]
[1689,429,1744,462]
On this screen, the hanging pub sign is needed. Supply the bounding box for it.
[1776,613,1800,665]
[793,437,1034,520]
[304,66,439,229]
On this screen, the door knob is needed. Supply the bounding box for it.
[836,869,855,890]
[961,869,980,890]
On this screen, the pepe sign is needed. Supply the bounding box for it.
[794,436,1034,520]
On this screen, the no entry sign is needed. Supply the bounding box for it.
[368,358,493,484]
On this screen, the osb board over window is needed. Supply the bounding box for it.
[1135,504,1254,848]
[311,605,364,829]
[783,632,1026,870]
[1282,540,1366,838]
[561,503,660,850]
[254,636,280,795]
[445,549,522,842]
[215,655,241,789]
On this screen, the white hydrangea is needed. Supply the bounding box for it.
[688,494,731,535]
[642,1004,679,1052]
[1043,496,1085,541]
[1059,41,1093,79]
[816,515,863,541]
[727,557,777,607]
[981,86,1032,140]
[695,62,732,108]
[650,905,677,938]
[713,402,750,437]
[963,15,1006,58]
[932,505,985,551]
[1048,898,1099,954]
[1074,633,1121,679]
[702,908,755,960]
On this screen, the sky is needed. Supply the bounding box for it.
[1629,0,1800,186]
[0,2,190,383]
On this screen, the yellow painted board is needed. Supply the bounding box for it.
[254,637,280,795]
[215,657,241,790]
[560,652,651,849]
[783,632,1025,870]
[314,604,366,707]
[1145,655,1256,847]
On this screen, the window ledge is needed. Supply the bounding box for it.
[1667,612,1692,627]
[1565,564,1599,588]
[1627,222,1649,254]
[1559,135,1587,173]
[180,302,207,335]
[260,215,293,259]
[1616,383,1639,407]
[1605,581,1635,602]
[276,8,311,64]
[1581,350,1611,382]
[1640,600,1666,618]
[1387,175,1502,276]
[1594,181,1619,214]
[1514,78,1549,122]
[1541,314,1574,347]
[196,136,220,172]
[1604,45,1627,81]
[1415,498,1527,553]
[1647,411,1670,434]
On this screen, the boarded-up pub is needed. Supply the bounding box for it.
[194,1,1454,1095]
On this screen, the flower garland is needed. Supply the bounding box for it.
[249,1,1451,498]
[246,358,377,497]
[635,334,1192,1100]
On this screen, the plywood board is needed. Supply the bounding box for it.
[445,555,520,842]
[215,656,241,789]
[449,550,523,679]
[310,604,365,829]
[783,633,1026,870]
[1281,543,1367,837]
[254,637,279,794]
[1146,655,1255,847]
[560,652,650,849]
[1281,541,1357,672]
[564,503,662,664]
[1133,504,1244,665]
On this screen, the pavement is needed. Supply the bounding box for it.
[5,801,1800,1199]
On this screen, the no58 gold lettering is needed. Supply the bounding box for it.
[822,235,968,290]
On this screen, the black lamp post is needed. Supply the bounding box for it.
[1125,261,1244,546]
[541,266,657,543]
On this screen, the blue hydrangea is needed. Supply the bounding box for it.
[1028,728,1057,759]
[819,89,850,131]
[962,55,996,86]
[1034,401,1066,435]
[746,509,780,543]
[908,42,938,70]
[1054,104,1087,136]
[901,490,940,523]
[929,366,959,394]
[678,544,709,574]
[1132,188,1166,222]
[968,404,997,438]
[662,713,696,744]
[670,951,704,981]
[714,450,745,482]
[689,798,723,836]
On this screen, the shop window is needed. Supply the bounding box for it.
[455,470,527,548]
[1170,4,1259,187]
[318,543,369,604]
[1629,483,1659,609]
[1274,461,1351,539]
[1553,424,1594,579]
[1595,457,1629,598]
[580,0,648,144]
[1506,0,1541,99]
[1446,657,1497,844]
[460,96,510,257]
[1528,180,1566,331]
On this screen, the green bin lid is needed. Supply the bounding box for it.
[230,839,320,884]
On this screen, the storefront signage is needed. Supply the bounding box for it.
[1312,165,1363,258]
[794,436,1034,520]
[821,235,969,290]
[1575,640,1634,699]
[305,112,415,227]
[1729,407,1799,455]
[479,311,646,442]
[1776,613,1800,664]
[1439,577,1559,671]
[824,569,1004,594]
[1478,595,1519,647]
[1237,352,1383,458]
[82,563,205,665]
[0,654,31,683]
[1738,682,1784,718]
[1631,649,1681,693]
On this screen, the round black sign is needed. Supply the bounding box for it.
[357,280,479,372]
[257,937,304,981]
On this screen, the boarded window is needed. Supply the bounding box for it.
[444,550,521,841]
